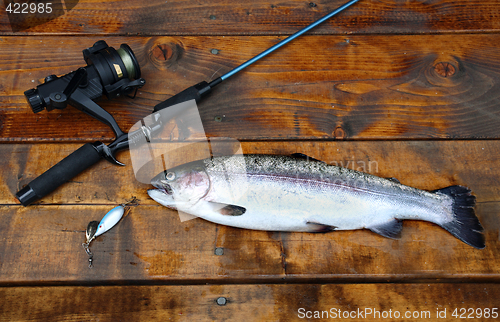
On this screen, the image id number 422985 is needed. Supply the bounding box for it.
[452,308,498,319]
[6,2,53,14]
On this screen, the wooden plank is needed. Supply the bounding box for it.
[0,141,498,283]
[4,140,500,205]
[0,204,285,283]
[2,34,500,141]
[1,203,498,284]
[0,284,499,321]
[1,0,500,35]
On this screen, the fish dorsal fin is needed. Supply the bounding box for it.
[386,177,400,184]
[209,202,246,216]
[368,219,403,239]
[291,153,325,163]
[306,221,337,233]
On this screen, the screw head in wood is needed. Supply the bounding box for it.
[216,297,227,306]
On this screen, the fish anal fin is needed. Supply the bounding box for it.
[209,202,246,216]
[368,219,403,239]
[178,211,198,222]
[306,221,337,233]
[291,153,325,163]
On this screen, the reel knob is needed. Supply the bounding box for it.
[24,88,45,113]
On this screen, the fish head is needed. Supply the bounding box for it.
[148,160,210,209]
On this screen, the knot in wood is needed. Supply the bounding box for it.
[334,126,346,139]
[152,44,173,61]
[148,38,184,70]
[434,62,456,78]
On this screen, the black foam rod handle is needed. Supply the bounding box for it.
[16,143,102,206]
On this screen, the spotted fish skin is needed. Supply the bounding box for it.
[148,154,485,249]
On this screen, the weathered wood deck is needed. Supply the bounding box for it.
[1,0,499,320]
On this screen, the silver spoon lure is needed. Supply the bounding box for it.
[82,197,138,268]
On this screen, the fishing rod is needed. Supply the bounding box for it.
[152,0,359,111]
[16,0,360,206]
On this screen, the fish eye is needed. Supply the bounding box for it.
[165,171,176,181]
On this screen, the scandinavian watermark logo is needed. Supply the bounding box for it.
[4,0,80,31]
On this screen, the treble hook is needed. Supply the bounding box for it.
[82,220,98,269]
[82,242,94,268]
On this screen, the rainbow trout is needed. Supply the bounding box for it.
[148,154,485,249]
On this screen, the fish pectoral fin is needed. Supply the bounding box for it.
[291,153,325,163]
[306,221,337,233]
[368,219,403,239]
[208,202,246,216]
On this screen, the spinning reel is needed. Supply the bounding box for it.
[17,40,145,206]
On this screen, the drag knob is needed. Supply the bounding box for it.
[24,88,45,113]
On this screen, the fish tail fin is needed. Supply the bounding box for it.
[433,185,485,249]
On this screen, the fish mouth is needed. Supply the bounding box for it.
[148,189,176,209]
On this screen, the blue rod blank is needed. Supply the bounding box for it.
[220,0,360,81]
